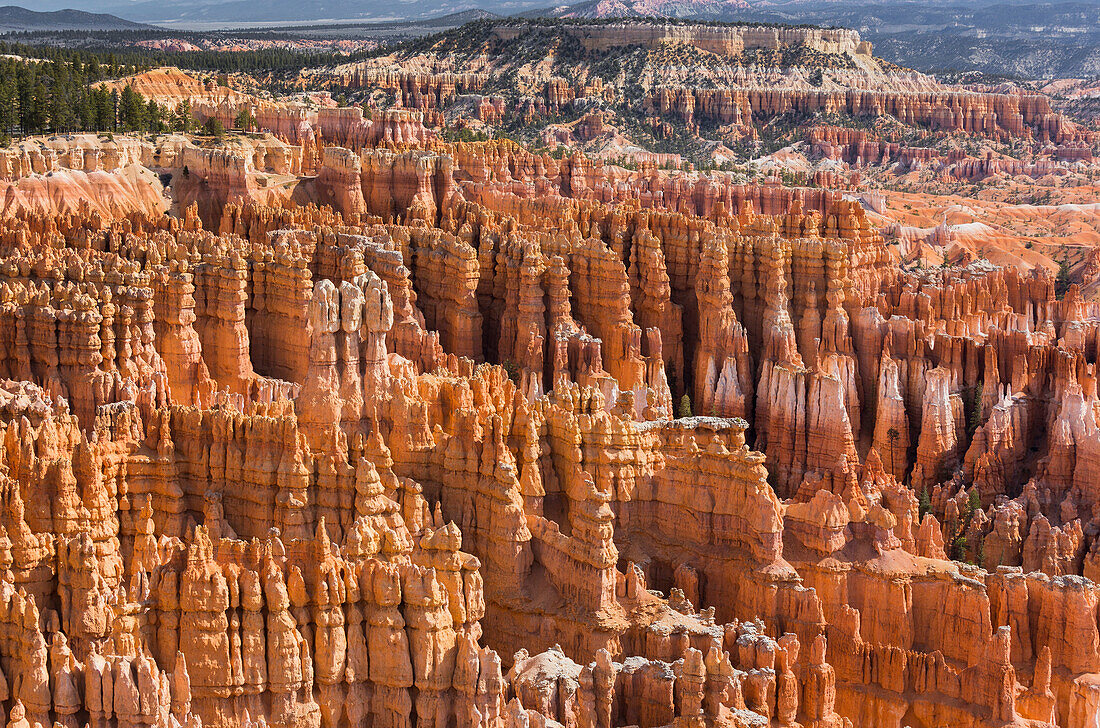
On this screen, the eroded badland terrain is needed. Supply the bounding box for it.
[0,15,1097,728]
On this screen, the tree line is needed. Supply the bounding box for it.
[0,37,359,74]
[0,54,172,138]
[0,52,253,140]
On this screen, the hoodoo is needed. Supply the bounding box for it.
[0,13,1095,728]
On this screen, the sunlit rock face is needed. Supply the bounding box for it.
[0,46,1094,727]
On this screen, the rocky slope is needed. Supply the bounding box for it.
[298,18,1093,169]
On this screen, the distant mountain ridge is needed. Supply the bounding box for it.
[88,0,545,26]
[0,5,151,31]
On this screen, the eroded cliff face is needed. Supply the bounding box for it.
[491,22,868,58]
[639,84,1091,143]
[304,22,1092,153]
[0,128,1096,728]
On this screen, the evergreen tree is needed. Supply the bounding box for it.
[966,383,984,437]
[1056,259,1072,300]
[202,116,225,137]
[146,98,164,133]
[951,533,968,561]
[678,394,693,419]
[918,487,932,521]
[109,89,120,131]
[24,80,49,133]
[94,88,114,131]
[234,108,255,131]
[118,84,146,132]
[174,99,193,133]
[0,80,15,136]
[885,427,899,474]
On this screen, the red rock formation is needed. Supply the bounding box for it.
[316,146,367,222]
[0,129,1093,728]
[649,86,1089,143]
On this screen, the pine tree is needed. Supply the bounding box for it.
[146,99,164,133]
[0,80,14,137]
[966,383,983,437]
[118,85,147,132]
[678,394,693,419]
[26,80,49,134]
[951,533,968,561]
[234,108,255,131]
[109,89,120,131]
[174,99,193,133]
[94,88,114,131]
[885,427,899,474]
[1056,259,1072,300]
[202,116,225,137]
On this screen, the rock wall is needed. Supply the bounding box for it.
[647,86,1087,142]
[809,125,1085,180]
